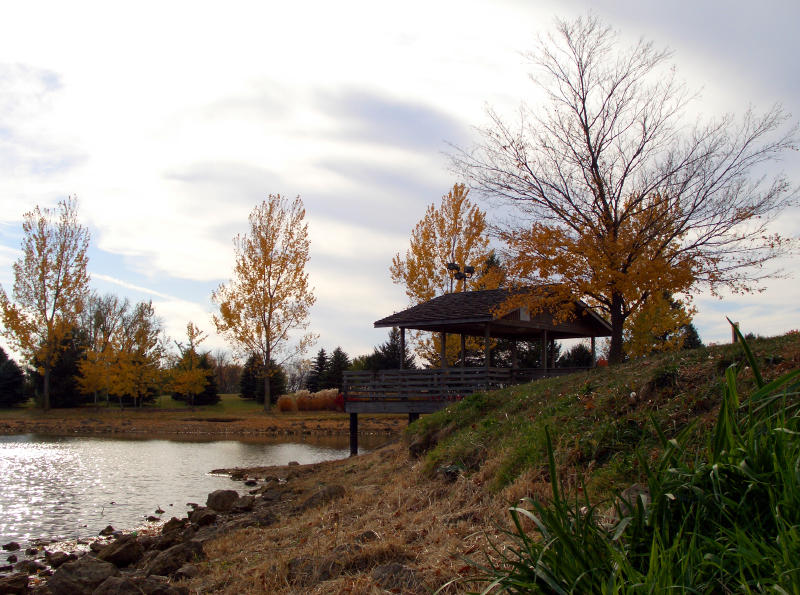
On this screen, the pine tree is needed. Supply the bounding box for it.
[0,347,26,407]
[325,347,350,392]
[306,348,328,392]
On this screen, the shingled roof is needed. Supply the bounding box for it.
[374,288,611,340]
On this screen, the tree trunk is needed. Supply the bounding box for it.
[43,365,51,410]
[263,373,271,412]
[608,292,626,365]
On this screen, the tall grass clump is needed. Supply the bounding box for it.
[468,322,800,593]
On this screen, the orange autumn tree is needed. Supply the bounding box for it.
[171,322,211,409]
[390,183,502,366]
[212,195,316,411]
[0,197,90,410]
[455,16,797,363]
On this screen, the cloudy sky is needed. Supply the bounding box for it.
[1,0,798,363]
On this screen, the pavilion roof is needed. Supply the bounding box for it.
[374,288,611,340]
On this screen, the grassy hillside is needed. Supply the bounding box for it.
[408,331,800,499]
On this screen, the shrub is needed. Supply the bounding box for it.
[276,394,298,412]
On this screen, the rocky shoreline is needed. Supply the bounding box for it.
[0,464,356,594]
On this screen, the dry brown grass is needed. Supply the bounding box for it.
[184,442,514,594]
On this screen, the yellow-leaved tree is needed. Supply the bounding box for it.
[0,197,90,409]
[390,183,502,365]
[78,293,130,406]
[212,195,316,411]
[171,322,211,409]
[110,301,165,407]
[455,16,797,363]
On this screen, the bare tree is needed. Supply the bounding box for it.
[454,15,797,363]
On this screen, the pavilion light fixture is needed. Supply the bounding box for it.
[446,262,474,291]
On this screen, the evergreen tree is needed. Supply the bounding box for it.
[32,328,89,408]
[0,347,27,407]
[173,352,219,406]
[306,348,328,392]
[325,347,350,391]
[239,354,286,404]
[557,343,594,368]
[360,328,416,370]
[682,322,703,350]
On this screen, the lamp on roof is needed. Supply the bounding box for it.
[446,262,474,292]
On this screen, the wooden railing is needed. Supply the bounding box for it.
[343,366,590,402]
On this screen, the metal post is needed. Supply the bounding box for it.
[591,336,596,367]
[349,413,358,456]
[460,334,466,368]
[440,331,447,369]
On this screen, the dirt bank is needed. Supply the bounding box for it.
[0,410,405,441]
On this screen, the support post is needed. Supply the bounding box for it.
[541,330,548,374]
[484,325,491,369]
[399,327,406,369]
[591,336,596,368]
[460,334,466,368]
[440,332,447,369]
[349,413,358,457]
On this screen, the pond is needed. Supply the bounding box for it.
[0,433,385,551]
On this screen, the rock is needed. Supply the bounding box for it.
[205,489,239,512]
[44,551,76,569]
[244,479,258,486]
[174,563,199,579]
[231,495,255,512]
[90,541,107,553]
[617,483,650,517]
[2,541,21,551]
[436,464,462,483]
[372,562,422,592]
[161,517,186,534]
[189,507,217,527]
[260,489,283,502]
[297,485,345,511]
[46,556,118,595]
[287,461,299,466]
[0,564,14,573]
[93,574,188,594]
[99,525,116,536]
[24,547,38,556]
[15,559,46,573]
[97,534,145,567]
[355,530,380,543]
[286,556,316,587]
[144,540,205,577]
[146,516,159,522]
[7,553,18,563]
[0,573,28,595]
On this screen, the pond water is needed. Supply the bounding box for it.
[0,433,384,550]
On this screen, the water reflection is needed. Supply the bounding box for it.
[0,433,386,550]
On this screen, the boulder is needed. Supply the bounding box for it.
[161,517,186,534]
[297,485,345,512]
[144,540,205,577]
[7,553,18,563]
[189,507,217,527]
[231,495,255,512]
[174,563,199,580]
[46,556,118,595]
[44,551,76,569]
[2,541,21,551]
[93,574,188,594]
[205,490,239,512]
[97,534,145,567]
[99,525,116,536]
[0,572,28,595]
[14,559,46,573]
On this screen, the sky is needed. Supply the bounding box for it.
[1,0,798,364]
